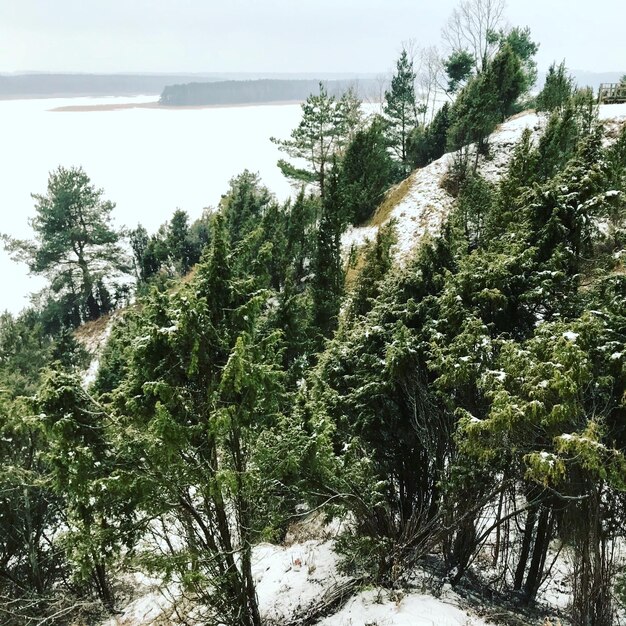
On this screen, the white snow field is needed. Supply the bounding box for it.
[0,96,301,315]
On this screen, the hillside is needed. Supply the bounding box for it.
[69,103,626,626]
[344,103,626,257]
[2,18,626,624]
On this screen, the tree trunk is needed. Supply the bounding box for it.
[23,487,44,594]
[492,487,505,567]
[514,503,537,591]
[571,486,613,626]
[523,505,553,602]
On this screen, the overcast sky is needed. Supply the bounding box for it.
[0,0,624,75]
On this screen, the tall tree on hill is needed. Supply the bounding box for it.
[2,166,129,325]
[340,117,397,225]
[408,102,452,168]
[444,50,475,94]
[166,209,194,274]
[271,83,361,200]
[447,43,525,159]
[220,170,273,246]
[536,61,574,112]
[499,26,539,95]
[384,48,419,172]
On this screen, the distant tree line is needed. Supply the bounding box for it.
[159,79,381,106]
[0,74,223,98]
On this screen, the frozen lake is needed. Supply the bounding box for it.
[0,96,303,314]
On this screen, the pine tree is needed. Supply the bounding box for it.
[220,170,273,247]
[536,61,574,112]
[340,117,396,225]
[166,209,194,274]
[2,166,129,325]
[447,43,525,156]
[312,166,345,340]
[384,49,419,171]
[499,26,539,96]
[38,369,136,610]
[345,222,396,319]
[271,83,361,199]
[444,50,475,93]
[408,102,451,168]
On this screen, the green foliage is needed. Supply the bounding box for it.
[37,369,138,608]
[312,166,345,340]
[271,83,362,199]
[536,61,574,112]
[166,209,194,274]
[408,103,452,169]
[603,124,626,248]
[0,311,52,397]
[130,209,212,285]
[93,200,329,624]
[4,28,626,626]
[444,50,474,93]
[313,234,457,581]
[345,222,397,320]
[0,394,61,607]
[447,70,497,153]
[3,167,130,327]
[220,170,273,247]
[340,117,397,225]
[448,42,528,154]
[454,174,495,249]
[487,43,526,119]
[384,48,421,170]
[498,26,539,95]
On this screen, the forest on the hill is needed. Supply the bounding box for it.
[1,1,626,625]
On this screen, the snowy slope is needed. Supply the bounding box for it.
[343,104,626,259]
[75,312,118,386]
[99,513,494,626]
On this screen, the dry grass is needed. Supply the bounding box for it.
[366,174,415,228]
[73,313,112,344]
[179,265,199,285]
[344,244,368,292]
[505,108,536,123]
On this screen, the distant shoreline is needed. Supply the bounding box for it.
[48,100,308,112]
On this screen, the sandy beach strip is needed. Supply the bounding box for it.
[48,99,305,112]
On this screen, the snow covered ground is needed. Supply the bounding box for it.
[318,587,488,626]
[101,539,491,626]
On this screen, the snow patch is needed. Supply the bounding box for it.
[78,313,118,387]
[317,587,489,626]
[254,539,347,622]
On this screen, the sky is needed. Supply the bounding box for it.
[0,0,624,76]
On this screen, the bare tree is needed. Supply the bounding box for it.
[417,46,446,124]
[372,73,389,113]
[442,0,506,72]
